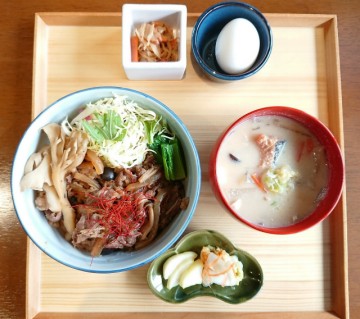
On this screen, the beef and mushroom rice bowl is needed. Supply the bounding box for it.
[20,93,190,258]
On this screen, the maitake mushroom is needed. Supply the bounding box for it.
[20,147,52,191]
[20,123,89,239]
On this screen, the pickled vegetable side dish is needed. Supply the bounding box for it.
[131,21,179,62]
[162,246,244,290]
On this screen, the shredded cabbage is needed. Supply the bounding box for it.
[262,165,298,193]
[61,94,170,168]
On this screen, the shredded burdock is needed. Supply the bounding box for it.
[131,21,179,62]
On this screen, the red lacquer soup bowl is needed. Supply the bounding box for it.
[209,106,344,234]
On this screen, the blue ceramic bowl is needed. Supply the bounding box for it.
[191,1,272,81]
[11,86,201,273]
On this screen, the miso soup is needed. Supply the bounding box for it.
[216,115,329,228]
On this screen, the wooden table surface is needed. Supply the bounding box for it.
[1,0,359,318]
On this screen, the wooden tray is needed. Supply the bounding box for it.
[28,12,348,319]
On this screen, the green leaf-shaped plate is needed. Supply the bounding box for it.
[147,229,263,304]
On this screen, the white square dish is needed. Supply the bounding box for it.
[122,4,187,80]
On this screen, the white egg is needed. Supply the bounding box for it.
[215,18,260,74]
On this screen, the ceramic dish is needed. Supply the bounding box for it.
[11,86,201,273]
[122,4,187,80]
[147,229,263,304]
[191,1,272,81]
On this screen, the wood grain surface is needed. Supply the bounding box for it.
[26,12,344,318]
[1,1,359,319]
